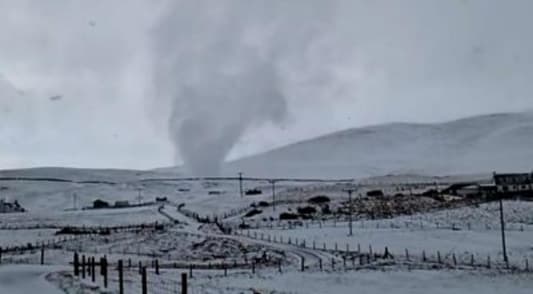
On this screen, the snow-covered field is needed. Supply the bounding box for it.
[0,229,57,247]
[0,206,167,228]
[1,168,533,293]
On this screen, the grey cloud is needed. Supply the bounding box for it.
[0,0,532,170]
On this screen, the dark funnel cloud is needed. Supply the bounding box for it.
[152,1,334,176]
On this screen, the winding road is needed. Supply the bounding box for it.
[158,204,342,270]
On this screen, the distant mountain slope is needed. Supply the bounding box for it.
[223,112,533,178]
[0,167,176,182]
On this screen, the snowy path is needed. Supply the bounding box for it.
[0,265,63,294]
[161,203,339,269]
[221,232,342,269]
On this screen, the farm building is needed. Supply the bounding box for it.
[456,184,480,197]
[114,200,130,208]
[493,172,533,197]
[0,199,25,213]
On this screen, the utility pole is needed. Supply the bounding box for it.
[345,188,355,236]
[72,193,78,210]
[271,180,277,212]
[137,188,143,205]
[499,199,508,264]
[238,172,244,198]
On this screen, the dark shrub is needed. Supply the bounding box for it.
[245,189,262,195]
[238,223,250,229]
[93,199,110,209]
[367,190,384,197]
[244,209,262,218]
[308,195,331,204]
[258,201,269,207]
[297,206,317,215]
[422,189,439,197]
[321,204,331,214]
[279,212,299,220]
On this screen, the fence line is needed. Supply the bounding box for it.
[231,217,530,233]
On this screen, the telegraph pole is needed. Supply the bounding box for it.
[137,188,143,205]
[345,189,354,236]
[271,180,277,212]
[238,172,244,198]
[72,193,78,210]
[499,199,508,264]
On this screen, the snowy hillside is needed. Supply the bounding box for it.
[224,112,533,178]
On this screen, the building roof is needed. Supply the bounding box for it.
[494,173,532,185]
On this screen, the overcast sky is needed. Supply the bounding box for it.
[1,0,532,170]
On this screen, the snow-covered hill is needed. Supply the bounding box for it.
[223,112,533,178]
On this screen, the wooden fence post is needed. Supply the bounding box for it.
[181,273,188,294]
[141,267,147,294]
[155,259,160,275]
[470,254,475,267]
[189,264,193,278]
[384,247,390,259]
[301,257,305,272]
[73,252,79,276]
[422,250,426,262]
[278,260,282,273]
[81,255,86,279]
[118,260,124,294]
[40,245,45,265]
[319,258,323,271]
[102,257,108,288]
[405,249,409,261]
[437,251,442,264]
[331,258,335,270]
[453,254,457,267]
[91,257,96,283]
[343,256,346,270]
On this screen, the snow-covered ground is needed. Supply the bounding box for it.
[0,265,65,294]
[0,206,167,228]
[1,168,533,293]
[223,112,533,178]
[0,229,57,247]
[45,266,533,294]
